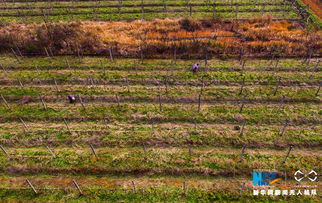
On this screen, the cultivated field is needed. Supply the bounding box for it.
[0,0,301,24]
[0,56,321,201]
[0,0,321,202]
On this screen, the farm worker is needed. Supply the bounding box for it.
[68,94,76,104]
[192,63,199,73]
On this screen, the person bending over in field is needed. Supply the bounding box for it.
[68,94,76,104]
[192,63,199,73]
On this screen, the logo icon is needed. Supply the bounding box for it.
[253,171,282,186]
[294,170,317,182]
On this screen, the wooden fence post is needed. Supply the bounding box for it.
[274,59,280,73]
[65,57,71,70]
[48,47,54,57]
[316,84,321,96]
[109,47,114,62]
[313,60,320,73]
[150,118,155,134]
[90,77,95,86]
[1,64,7,75]
[279,119,289,136]
[173,45,177,65]
[188,145,192,157]
[236,4,238,19]
[90,144,99,160]
[200,78,205,96]
[44,47,51,58]
[239,144,246,162]
[103,118,110,130]
[182,181,187,195]
[11,48,21,63]
[269,53,276,66]
[53,78,59,93]
[35,66,41,79]
[92,0,97,21]
[240,119,246,136]
[305,48,313,63]
[163,0,167,12]
[198,94,201,112]
[118,0,122,19]
[76,45,81,63]
[140,46,144,64]
[115,94,120,106]
[239,49,244,63]
[239,77,245,95]
[0,145,9,156]
[39,96,47,110]
[19,117,28,131]
[141,0,144,20]
[204,46,208,72]
[143,144,147,160]
[241,60,246,73]
[282,145,293,164]
[277,96,285,112]
[72,179,83,195]
[164,76,169,94]
[212,0,216,18]
[78,95,86,111]
[16,46,23,56]
[1,94,10,109]
[125,77,130,92]
[158,94,162,111]
[194,117,197,130]
[18,78,23,88]
[63,118,72,134]
[46,145,56,157]
[131,180,137,193]
[99,60,105,75]
[134,60,138,75]
[170,61,174,75]
[239,96,246,113]
[273,77,281,96]
[240,182,245,194]
[26,179,38,194]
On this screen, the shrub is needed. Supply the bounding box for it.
[179,18,201,32]
[36,23,78,50]
[34,22,104,54]
[0,31,14,52]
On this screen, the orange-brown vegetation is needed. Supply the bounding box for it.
[0,17,321,58]
[302,0,322,19]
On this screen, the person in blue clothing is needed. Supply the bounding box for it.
[192,63,199,73]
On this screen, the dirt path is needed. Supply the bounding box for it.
[302,0,322,19]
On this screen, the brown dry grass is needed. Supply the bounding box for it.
[0,17,321,58]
